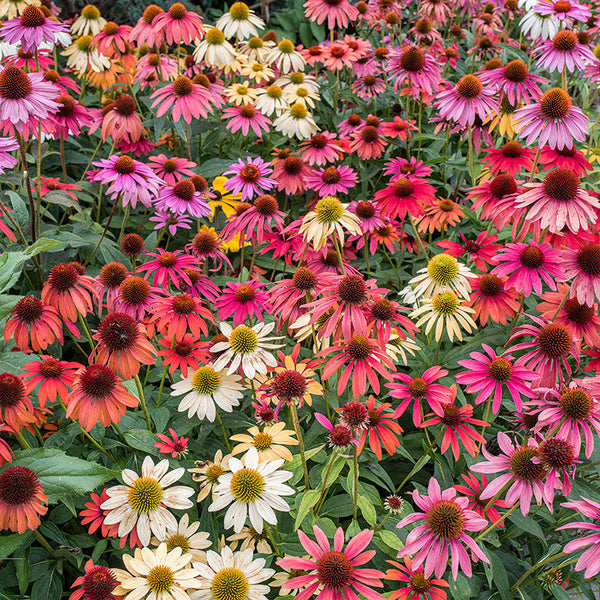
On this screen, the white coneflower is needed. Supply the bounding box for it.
[520,9,559,41]
[299,195,361,250]
[101,456,195,546]
[225,81,258,105]
[410,290,477,342]
[285,86,320,109]
[211,322,283,379]
[208,447,294,533]
[240,36,274,63]
[151,514,211,561]
[227,526,272,554]
[238,60,274,83]
[171,364,243,422]
[275,71,319,93]
[191,546,274,600]
[216,2,265,40]
[230,422,298,462]
[266,39,305,74]
[409,253,475,300]
[62,35,110,73]
[274,103,318,139]
[194,28,237,68]
[385,332,420,365]
[0,0,40,19]
[254,84,289,116]
[113,543,202,600]
[71,5,107,36]
[188,450,231,502]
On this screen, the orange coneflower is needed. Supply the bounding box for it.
[0,465,48,533]
[0,372,36,433]
[418,198,465,234]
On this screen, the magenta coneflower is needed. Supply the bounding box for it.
[93,21,132,55]
[129,5,165,47]
[507,314,579,387]
[434,75,498,127]
[299,132,345,166]
[273,155,313,194]
[101,95,143,144]
[0,65,59,130]
[306,165,357,197]
[352,74,386,100]
[48,95,93,138]
[536,0,591,22]
[0,5,66,53]
[4,296,63,352]
[539,436,578,498]
[438,231,499,271]
[278,526,385,600]
[479,59,546,104]
[155,179,211,218]
[91,155,162,209]
[514,87,589,150]
[115,276,159,320]
[389,45,442,96]
[387,366,452,427]
[480,141,536,177]
[303,0,358,29]
[223,104,271,137]
[214,279,270,326]
[222,194,286,245]
[471,433,551,515]
[374,176,436,220]
[137,249,199,290]
[148,154,196,185]
[536,29,595,73]
[467,174,522,232]
[151,76,213,123]
[153,2,205,45]
[490,240,563,296]
[384,156,433,180]
[398,478,488,579]
[562,243,600,307]
[539,144,593,176]
[457,344,537,413]
[223,156,276,201]
[320,335,394,398]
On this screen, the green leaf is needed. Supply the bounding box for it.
[448,573,475,600]
[357,495,376,526]
[8,448,118,503]
[42,190,83,213]
[124,429,161,455]
[198,158,234,180]
[378,529,403,551]
[295,490,321,528]
[0,531,33,560]
[549,587,571,600]
[31,567,62,600]
[488,553,511,600]
[507,511,547,545]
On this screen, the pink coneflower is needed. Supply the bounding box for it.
[389,45,442,97]
[480,141,536,177]
[384,157,433,180]
[93,21,131,55]
[352,74,386,100]
[22,355,80,407]
[320,335,394,398]
[4,296,63,352]
[0,5,66,53]
[137,248,199,290]
[366,297,419,346]
[129,4,165,47]
[303,0,358,29]
[348,200,385,243]
[467,273,521,326]
[91,155,162,209]
[101,95,143,144]
[273,155,313,194]
[381,116,417,140]
[187,229,232,275]
[539,436,578,498]
[435,75,498,127]
[471,433,552,515]
[539,144,593,176]
[467,174,522,232]
[350,126,387,160]
[374,176,436,220]
[148,154,196,185]
[153,2,205,45]
[508,314,579,387]
[5,48,55,72]
[47,95,92,138]
[559,497,600,578]
[0,137,18,175]
[151,76,213,123]
[278,526,385,600]
[223,156,276,201]
[398,478,488,579]
[306,165,357,197]
[561,243,600,307]
[536,29,595,73]
[38,177,82,202]
[0,65,59,130]
[490,240,563,297]
[321,42,355,70]
[299,132,345,166]
[42,69,80,96]
[457,344,536,413]
[453,473,507,526]
[95,263,129,315]
[115,276,158,320]
[438,232,500,271]
[157,333,209,377]
[150,210,193,236]
[338,113,363,137]
[214,279,270,326]
[537,283,600,348]
[223,104,271,137]
[154,428,189,458]
[530,385,600,458]
[479,59,546,104]
[357,396,403,460]
[387,366,452,427]
[222,194,286,245]
[155,179,211,218]
[536,0,591,23]
[514,87,589,150]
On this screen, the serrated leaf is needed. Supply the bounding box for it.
[294,490,321,529]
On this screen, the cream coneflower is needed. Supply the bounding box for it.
[409,253,476,300]
[191,546,274,600]
[299,195,361,250]
[274,103,318,139]
[239,60,275,84]
[254,84,288,116]
[101,456,195,546]
[227,526,272,554]
[240,36,274,63]
[211,322,283,379]
[113,543,202,600]
[266,39,305,74]
[216,2,265,40]
[209,447,293,533]
[170,364,243,422]
[71,4,107,37]
[188,450,231,502]
[151,514,211,561]
[385,332,421,366]
[225,81,258,105]
[284,86,320,109]
[62,35,110,74]
[0,0,40,20]
[193,28,237,68]
[230,422,298,462]
[410,291,477,342]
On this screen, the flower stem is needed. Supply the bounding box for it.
[474,502,519,541]
[332,234,346,275]
[216,412,232,451]
[352,445,359,522]
[314,449,338,514]
[133,374,153,431]
[156,366,169,408]
[395,429,443,494]
[290,402,310,490]
[511,552,567,593]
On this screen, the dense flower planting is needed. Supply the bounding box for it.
[1,0,600,599]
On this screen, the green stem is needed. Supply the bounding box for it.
[511,552,567,592]
[332,234,346,275]
[133,374,153,431]
[156,366,169,408]
[314,449,338,514]
[78,313,94,347]
[216,412,232,451]
[34,531,56,556]
[395,429,443,494]
[474,502,519,541]
[290,402,310,490]
[352,445,359,522]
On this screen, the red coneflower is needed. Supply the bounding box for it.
[80,490,118,539]
[437,231,500,272]
[374,176,436,220]
[69,559,119,600]
[4,296,63,352]
[0,465,48,533]
[149,293,213,338]
[157,333,210,378]
[453,473,507,526]
[385,557,449,600]
[357,396,403,460]
[467,273,521,326]
[154,428,189,458]
[22,355,80,407]
[480,141,536,177]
